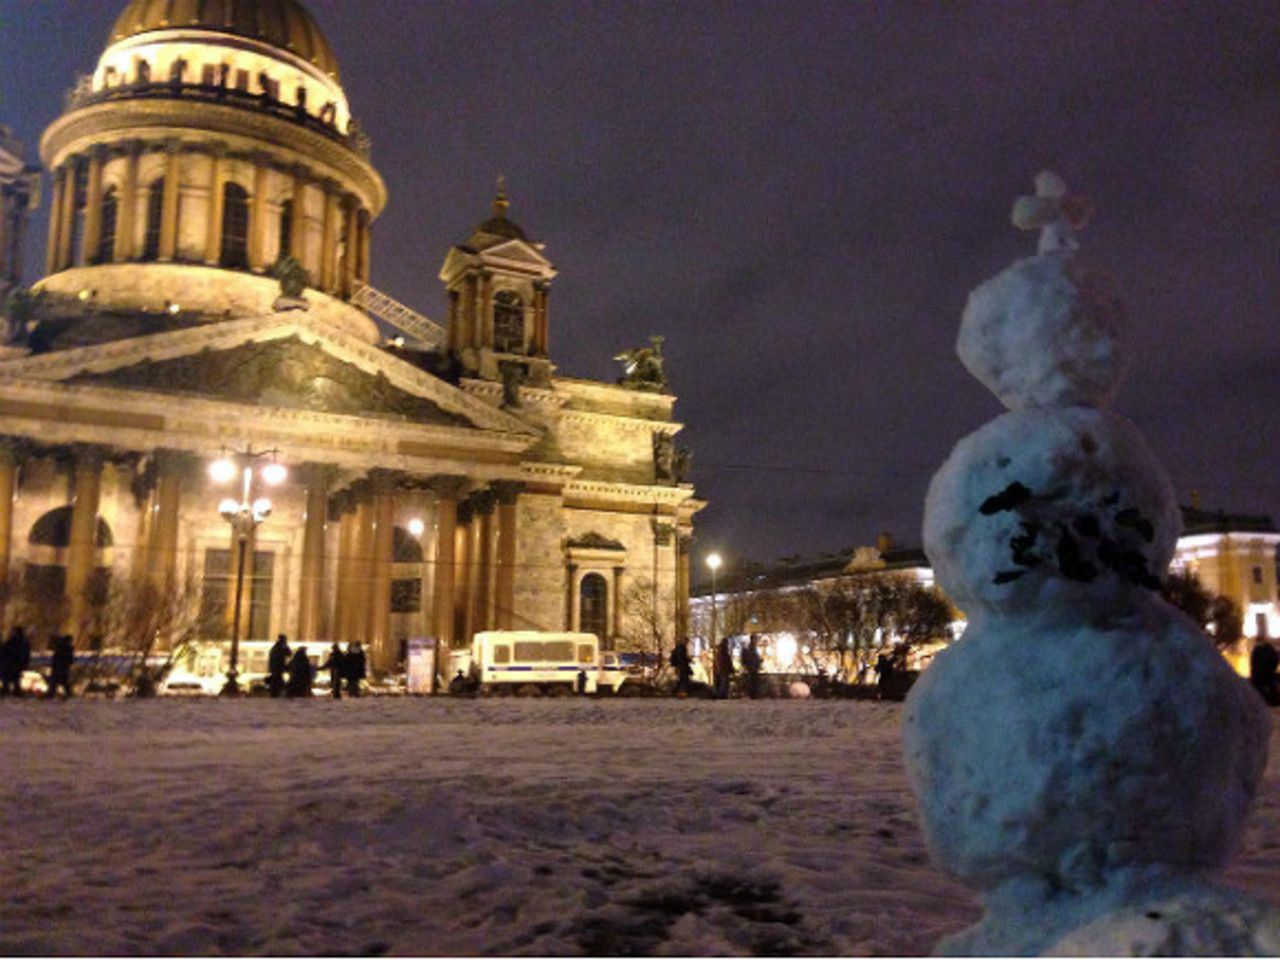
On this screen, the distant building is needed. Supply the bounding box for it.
[695,509,1280,677]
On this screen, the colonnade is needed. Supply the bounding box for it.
[44,140,373,299]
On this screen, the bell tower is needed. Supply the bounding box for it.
[439,180,556,386]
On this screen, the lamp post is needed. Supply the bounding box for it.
[706,552,722,655]
[209,447,287,695]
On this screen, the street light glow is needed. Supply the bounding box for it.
[209,458,237,484]
[706,552,722,572]
[218,497,240,518]
[261,462,287,486]
[408,517,425,537]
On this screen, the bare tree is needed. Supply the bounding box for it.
[617,575,674,683]
[1161,570,1243,651]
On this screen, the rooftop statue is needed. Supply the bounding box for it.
[615,335,667,392]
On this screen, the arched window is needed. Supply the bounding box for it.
[220,182,250,269]
[493,290,524,354]
[579,573,609,641]
[96,187,118,264]
[278,199,293,262]
[68,164,88,267]
[142,177,165,261]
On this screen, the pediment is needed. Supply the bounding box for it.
[479,239,552,267]
[0,314,537,436]
[69,335,473,426]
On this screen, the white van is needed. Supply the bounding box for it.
[461,631,629,694]
[159,640,329,695]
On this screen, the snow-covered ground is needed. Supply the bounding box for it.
[1,699,1278,956]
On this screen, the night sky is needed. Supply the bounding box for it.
[2,1,1277,575]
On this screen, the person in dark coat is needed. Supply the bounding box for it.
[267,634,290,698]
[670,638,693,696]
[449,669,468,696]
[1,626,30,696]
[319,643,344,700]
[742,634,764,699]
[285,646,313,698]
[713,637,735,700]
[343,642,366,698]
[46,634,74,699]
[1250,640,1279,706]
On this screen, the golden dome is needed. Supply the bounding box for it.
[109,0,341,79]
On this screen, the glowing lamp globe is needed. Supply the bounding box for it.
[261,462,287,486]
[408,518,426,537]
[218,498,240,519]
[209,458,237,484]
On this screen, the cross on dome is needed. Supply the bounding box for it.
[1011,170,1094,253]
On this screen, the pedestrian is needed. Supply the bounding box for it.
[344,641,366,698]
[875,652,895,699]
[319,642,344,700]
[449,669,468,696]
[267,633,290,698]
[742,634,763,699]
[576,669,588,695]
[1,626,30,696]
[1250,640,1279,706]
[713,636,735,700]
[285,646,313,698]
[46,634,74,699]
[670,637,693,696]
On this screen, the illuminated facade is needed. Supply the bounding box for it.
[0,0,703,671]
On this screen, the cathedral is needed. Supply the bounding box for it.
[0,0,704,672]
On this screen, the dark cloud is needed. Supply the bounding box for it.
[3,0,1276,567]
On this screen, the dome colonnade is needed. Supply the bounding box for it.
[39,0,384,307]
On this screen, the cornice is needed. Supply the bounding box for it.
[565,478,694,505]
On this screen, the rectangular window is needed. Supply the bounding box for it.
[198,548,231,637]
[1253,566,1264,585]
[391,578,421,613]
[493,645,511,664]
[235,69,250,91]
[578,643,595,664]
[201,64,217,86]
[247,550,274,640]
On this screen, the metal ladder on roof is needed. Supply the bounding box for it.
[351,280,446,349]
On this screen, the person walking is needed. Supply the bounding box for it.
[46,634,74,699]
[670,637,693,696]
[285,646,313,698]
[344,642,366,698]
[319,642,344,700]
[713,636,735,700]
[742,634,764,699]
[267,633,290,698]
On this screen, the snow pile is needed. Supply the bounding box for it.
[905,172,1275,955]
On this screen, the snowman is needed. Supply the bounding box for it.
[902,173,1277,955]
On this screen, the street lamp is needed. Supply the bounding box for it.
[706,552,722,654]
[209,447,286,695]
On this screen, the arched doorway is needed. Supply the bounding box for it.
[579,572,608,642]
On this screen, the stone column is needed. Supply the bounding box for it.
[158,142,181,262]
[348,484,374,644]
[479,272,494,349]
[0,441,16,582]
[131,485,154,582]
[533,284,549,356]
[358,210,371,283]
[341,197,359,298]
[148,449,187,587]
[298,465,333,643]
[474,494,496,633]
[290,170,308,262]
[56,161,77,270]
[367,473,396,670]
[203,146,225,265]
[330,495,356,641]
[612,566,624,649]
[46,165,67,274]
[494,482,520,630]
[65,445,105,643]
[676,533,692,639]
[564,563,578,631]
[249,159,271,271]
[81,147,105,265]
[455,501,475,644]
[431,478,465,648]
[115,142,141,262]
[319,186,339,292]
